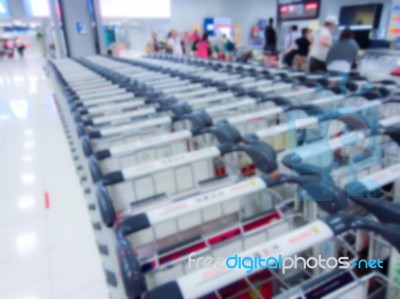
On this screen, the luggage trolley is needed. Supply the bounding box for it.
[78,94,282,154]
[82,90,373,185]
[284,138,400,299]
[80,92,351,180]
[144,203,400,299]
[116,180,313,298]
[60,76,145,128]
[62,71,137,110]
[109,114,354,297]
[69,61,244,116]
[55,57,400,298]
[59,60,276,150]
[113,56,318,101]
[108,109,400,298]
[74,82,342,139]
[145,56,400,299]
[92,102,386,296]
[84,56,342,117]
[92,119,279,223]
[113,106,400,299]
[74,89,245,130]
[71,62,234,113]
[81,105,324,218]
[60,70,109,88]
[226,97,382,173]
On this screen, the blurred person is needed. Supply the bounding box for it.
[238,50,253,63]
[15,37,26,58]
[166,29,183,56]
[223,35,236,61]
[283,25,300,66]
[165,31,173,53]
[190,29,201,43]
[49,44,57,58]
[107,42,118,57]
[292,28,311,70]
[190,29,201,53]
[180,32,187,55]
[182,31,190,53]
[0,39,5,58]
[326,28,359,75]
[184,31,190,40]
[309,15,338,72]
[264,18,277,52]
[146,32,161,53]
[5,38,15,58]
[215,35,226,60]
[195,32,213,58]
[151,32,160,53]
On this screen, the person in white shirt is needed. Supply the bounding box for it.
[309,15,338,72]
[166,29,183,56]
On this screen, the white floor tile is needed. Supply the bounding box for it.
[54,282,109,299]
[0,252,50,292]
[42,170,87,213]
[0,180,44,226]
[49,239,106,298]
[46,208,95,249]
[1,280,51,299]
[0,218,47,263]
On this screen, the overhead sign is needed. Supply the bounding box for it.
[204,17,232,38]
[278,0,321,21]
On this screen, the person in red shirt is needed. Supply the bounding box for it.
[195,32,213,58]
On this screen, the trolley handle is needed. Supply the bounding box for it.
[201,121,242,145]
[284,161,400,219]
[325,214,400,251]
[287,104,327,120]
[346,193,400,226]
[177,110,213,135]
[115,227,147,299]
[263,163,349,214]
[384,125,400,145]
[256,95,292,110]
[230,140,278,175]
[385,97,400,104]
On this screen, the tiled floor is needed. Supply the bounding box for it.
[0,56,108,299]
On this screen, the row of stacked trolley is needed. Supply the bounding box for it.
[47,53,400,299]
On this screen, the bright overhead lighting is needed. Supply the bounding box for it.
[18,195,35,209]
[21,156,33,162]
[25,129,34,135]
[24,142,35,149]
[16,233,37,255]
[21,174,35,184]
